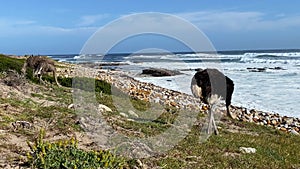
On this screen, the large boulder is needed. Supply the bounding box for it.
[141,68,182,77]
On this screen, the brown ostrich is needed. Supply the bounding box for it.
[22,56,53,75]
[22,55,61,86]
[191,68,234,135]
[34,60,61,87]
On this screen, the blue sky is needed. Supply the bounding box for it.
[1,0,300,54]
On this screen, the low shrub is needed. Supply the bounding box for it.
[0,54,38,82]
[0,54,24,73]
[26,129,127,169]
[58,76,111,94]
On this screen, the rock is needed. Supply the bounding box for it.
[284,124,289,129]
[12,120,33,130]
[128,110,139,118]
[259,122,264,125]
[120,112,128,118]
[263,120,268,125]
[290,129,299,135]
[239,147,256,154]
[98,104,112,112]
[271,119,278,126]
[170,101,177,107]
[250,109,256,114]
[247,67,266,72]
[269,67,285,70]
[245,109,251,115]
[247,67,285,72]
[284,117,294,125]
[68,103,74,109]
[274,67,283,70]
[136,159,146,169]
[280,127,287,132]
[253,117,259,123]
[278,117,283,123]
[244,114,251,120]
[257,68,267,72]
[141,68,182,77]
[230,111,238,119]
[195,68,204,72]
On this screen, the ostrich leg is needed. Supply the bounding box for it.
[53,71,61,87]
[211,111,219,135]
[207,107,219,135]
[35,66,42,84]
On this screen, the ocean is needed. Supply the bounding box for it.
[49,49,300,118]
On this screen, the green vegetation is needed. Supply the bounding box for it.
[0,54,44,83]
[143,120,300,169]
[130,97,151,111]
[0,96,79,135]
[26,129,126,169]
[58,76,111,94]
[0,54,24,73]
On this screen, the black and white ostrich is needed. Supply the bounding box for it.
[191,68,234,135]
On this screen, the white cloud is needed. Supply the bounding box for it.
[78,14,109,26]
[1,11,300,38]
[81,13,217,54]
[37,25,97,34]
[0,18,36,27]
[0,17,97,38]
[177,11,300,32]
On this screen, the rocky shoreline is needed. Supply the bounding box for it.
[231,107,300,135]
[57,64,300,135]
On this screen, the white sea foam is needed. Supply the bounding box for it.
[131,55,300,118]
[73,55,83,59]
[244,52,300,57]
